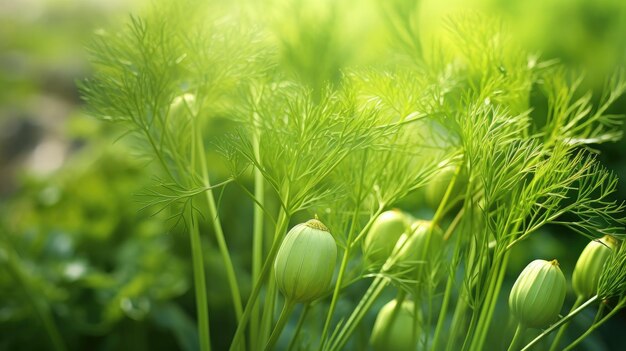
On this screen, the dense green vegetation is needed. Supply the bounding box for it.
[2,0,626,350]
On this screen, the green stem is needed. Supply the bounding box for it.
[547,295,585,351]
[469,250,511,351]
[521,295,598,351]
[197,130,244,322]
[250,112,265,345]
[446,288,468,351]
[425,164,464,350]
[562,314,615,351]
[431,163,462,228]
[265,300,296,351]
[143,129,177,181]
[507,324,526,351]
[229,205,291,351]
[259,273,277,346]
[319,245,351,349]
[592,299,607,324]
[327,276,388,351]
[189,213,212,351]
[562,302,622,351]
[319,206,384,350]
[348,206,385,248]
[431,222,464,351]
[411,293,420,348]
[288,304,310,351]
[258,207,289,346]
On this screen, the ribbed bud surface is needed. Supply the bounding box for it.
[274,219,337,303]
[363,210,410,267]
[396,220,443,264]
[370,299,419,351]
[572,235,618,298]
[509,259,566,328]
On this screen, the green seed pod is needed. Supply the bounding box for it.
[363,210,410,267]
[274,219,337,303]
[370,299,420,351]
[425,164,467,210]
[508,259,566,328]
[396,220,444,265]
[572,235,618,299]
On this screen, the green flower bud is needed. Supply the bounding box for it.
[363,210,410,267]
[396,220,444,265]
[370,299,420,351]
[274,219,337,303]
[572,235,618,299]
[508,259,566,328]
[425,164,467,210]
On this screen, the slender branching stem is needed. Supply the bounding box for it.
[521,295,598,351]
[196,130,244,322]
[251,111,265,344]
[592,299,607,324]
[327,276,388,351]
[319,205,384,350]
[507,324,526,351]
[431,211,465,350]
[318,245,352,350]
[548,295,585,351]
[288,304,311,350]
[469,249,511,351]
[258,205,291,346]
[446,288,469,351]
[431,164,466,350]
[562,299,624,351]
[188,212,212,351]
[230,199,291,351]
[264,300,296,351]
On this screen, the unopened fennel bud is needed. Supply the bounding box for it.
[363,210,410,267]
[396,220,444,266]
[572,235,618,299]
[370,299,420,351]
[509,259,566,328]
[425,164,467,209]
[274,219,337,303]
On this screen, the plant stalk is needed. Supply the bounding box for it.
[521,295,598,351]
[258,207,289,346]
[445,288,469,351]
[197,130,244,322]
[507,324,526,351]
[547,295,584,351]
[327,276,388,351]
[431,212,464,350]
[469,249,511,351]
[264,300,296,351]
[250,121,265,345]
[229,201,291,351]
[319,205,384,350]
[288,304,310,350]
[189,213,212,351]
[561,298,626,351]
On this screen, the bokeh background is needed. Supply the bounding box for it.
[1,0,625,350]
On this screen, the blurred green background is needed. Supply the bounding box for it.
[1,0,625,350]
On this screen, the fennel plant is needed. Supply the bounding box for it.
[80,0,626,350]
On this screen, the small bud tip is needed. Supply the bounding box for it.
[305,219,329,232]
